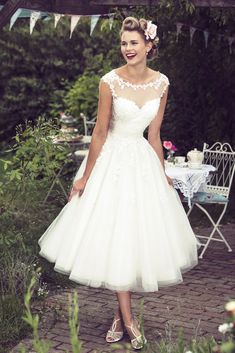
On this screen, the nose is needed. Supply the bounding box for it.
[126,43,132,50]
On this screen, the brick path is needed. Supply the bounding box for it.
[11,223,235,353]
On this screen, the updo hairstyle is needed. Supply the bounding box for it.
[120,17,159,60]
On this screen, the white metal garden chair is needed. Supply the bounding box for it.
[186,142,235,258]
[74,113,96,159]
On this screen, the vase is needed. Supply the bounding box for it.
[167,151,175,163]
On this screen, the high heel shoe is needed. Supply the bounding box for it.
[125,317,147,350]
[106,317,124,343]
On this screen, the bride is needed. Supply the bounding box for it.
[38,16,199,350]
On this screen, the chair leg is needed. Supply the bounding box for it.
[195,203,232,258]
[42,165,68,205]
[187,203,194,217]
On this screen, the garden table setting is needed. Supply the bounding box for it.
[163,141,216,207]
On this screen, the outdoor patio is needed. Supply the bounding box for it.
[11,222,235,353]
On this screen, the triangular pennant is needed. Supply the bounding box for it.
[70,15,81,38]
[9,8,22,30]
[203,30,209,48]
[189,26,197,45]
[54,13,64,28]
[108,13,114,30]
[90,15,100,36]
[30,11,41,34]
[176,22,183,43]
[228,36,235,54]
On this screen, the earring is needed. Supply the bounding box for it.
[146,51,149,55]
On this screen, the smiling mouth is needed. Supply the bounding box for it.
[126,53,137,60]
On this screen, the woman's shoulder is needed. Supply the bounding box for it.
[159,71,170,85]
[147,68,170,85]
[100,69,116,84]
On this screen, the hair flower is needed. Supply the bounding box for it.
[144,21,157,40]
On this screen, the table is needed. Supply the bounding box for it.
[165,164,216,207]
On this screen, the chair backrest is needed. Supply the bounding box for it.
[203,142,235,197]
[80,113,96,136]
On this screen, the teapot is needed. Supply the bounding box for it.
[187,148,204,167]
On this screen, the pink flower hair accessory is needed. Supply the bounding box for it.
[144,21,157,40]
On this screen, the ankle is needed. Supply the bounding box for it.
[124,315,135,327]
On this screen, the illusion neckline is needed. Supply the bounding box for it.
[113,69,162,88]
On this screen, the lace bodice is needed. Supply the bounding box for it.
[101,69,170,138]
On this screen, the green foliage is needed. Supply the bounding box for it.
[2,117,69,192]
[68,291,83,353]
[0,118,73,351]
[19,274,82,353]
[0,255,42,347]
[20,271,51,353]
[0,295,30,348]
[64,74,100,119]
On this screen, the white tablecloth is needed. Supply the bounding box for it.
[165,164,216,207]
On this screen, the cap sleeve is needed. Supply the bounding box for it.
[159,74,170,98]
[100,71,117,98]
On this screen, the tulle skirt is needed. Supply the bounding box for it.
[38,132,200,292]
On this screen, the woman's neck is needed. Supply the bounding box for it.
[123,64,149,83]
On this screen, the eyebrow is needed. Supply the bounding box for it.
[121,40,139,43]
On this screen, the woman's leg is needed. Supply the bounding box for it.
[116,291,146,349]
[116,291,133,325]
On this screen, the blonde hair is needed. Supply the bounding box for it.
[120,16,159,60]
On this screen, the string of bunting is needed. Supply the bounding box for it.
[8,8,115,37]
[176,21,235,54]
[5,8,235,54]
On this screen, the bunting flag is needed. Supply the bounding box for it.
[54,13,64,28]
[176,22,183,43]
[203,30,209,48]
[90,15,100,36]
[228,36,235,54]
[9,8,22,30]
[189,26,197,45]
[30,11,41,34]
[70,15,81,38]
[108,13,114,30]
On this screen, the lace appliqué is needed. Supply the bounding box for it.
[101,70,170,99]
[112,71,169,92]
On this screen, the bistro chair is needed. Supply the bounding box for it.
[42,114,96,204]
[73,113,96,160]
[186,142,235,258]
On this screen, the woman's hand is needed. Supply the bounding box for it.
[165,174,174,186]
[68,176,88,202]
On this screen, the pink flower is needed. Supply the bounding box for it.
[163,141,173,150]
[171,144,177,152]
[144,21,157,40]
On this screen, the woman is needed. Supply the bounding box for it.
[38,17,199,350]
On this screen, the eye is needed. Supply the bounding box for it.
[121,41,127,46]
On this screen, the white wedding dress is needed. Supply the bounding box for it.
[38,69,200,292]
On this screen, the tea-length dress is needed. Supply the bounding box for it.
[38,69,199,292]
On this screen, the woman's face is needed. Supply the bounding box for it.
[121,30,151,65]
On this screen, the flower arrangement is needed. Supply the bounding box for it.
[163,140,177,163]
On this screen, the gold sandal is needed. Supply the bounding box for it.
[125,317,147,350]
[106,317,124,343]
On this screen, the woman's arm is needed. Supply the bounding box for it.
[69,79,112,200]
[81,80,112,181]
[147,86,173,185]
